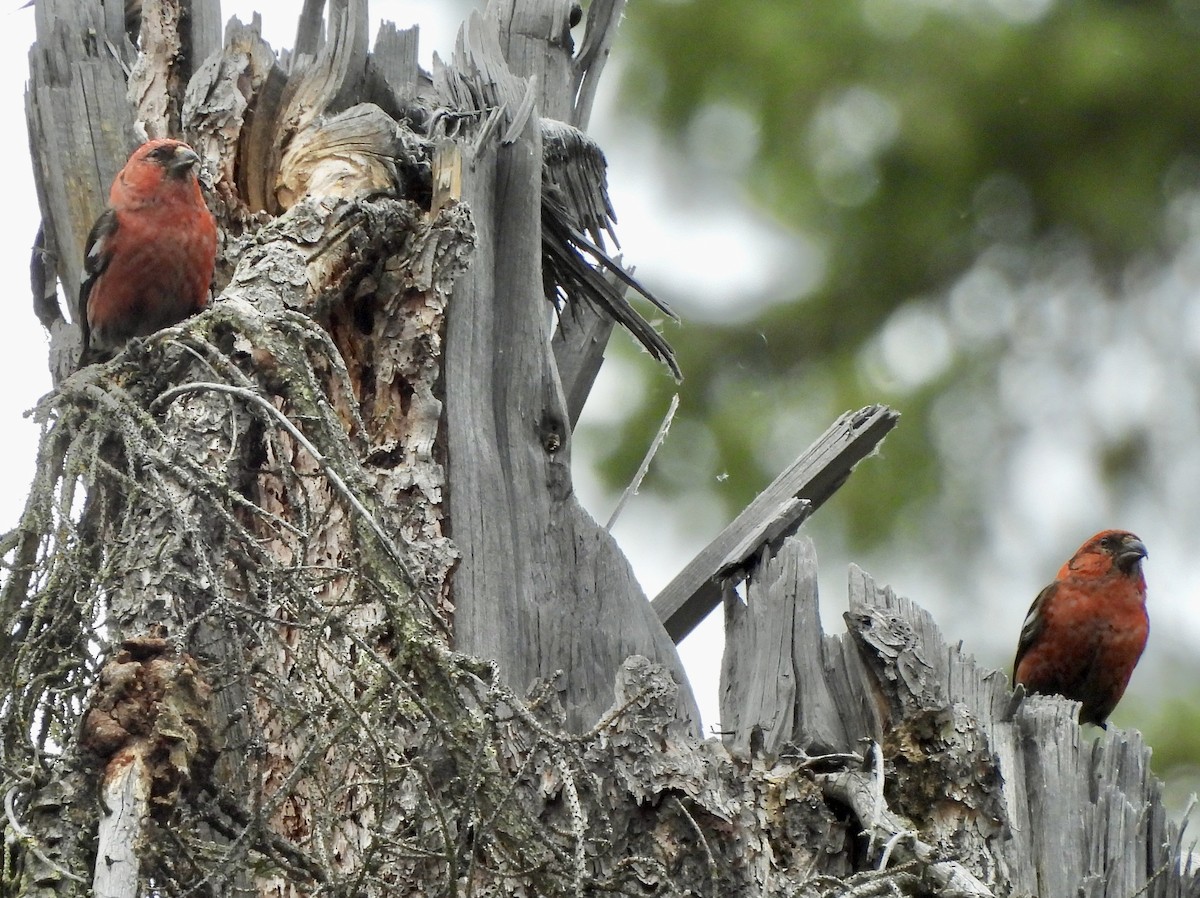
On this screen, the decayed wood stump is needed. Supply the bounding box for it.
[722,534,1195,897]
[13,0,699,893]
[6,0,1193,895]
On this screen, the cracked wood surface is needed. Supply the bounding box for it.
[442,4,698,731]
[19,1,1192,896]
[722,533,1193,897]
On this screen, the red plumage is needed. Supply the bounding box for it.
[77,139,217,366]
[1013,529,1149,727]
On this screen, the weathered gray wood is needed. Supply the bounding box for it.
[181,15,282,211]
[814,768,992,896]
[26,0,220,381]
[26,0,136,379]
[571,0,625,128]
[293,0,325,59]
[17,0,1197,894]
[367,22,421,111]
[268,0,370,211]
[717,497,809,577]
[721,535,1194,894]
[489,0,575,114]
[720,536,848,754]
[653,404,900,641]
[186,0,222,70]
[553,298,615,426]
[541,0,628,417]
[128,0,221,137]
[93,739,149,897]
[442,5,697,730]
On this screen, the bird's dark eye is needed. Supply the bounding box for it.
[1100,535,1118,550]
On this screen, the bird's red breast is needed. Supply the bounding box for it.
[1013,529,1149,727]
[78,138,218,365]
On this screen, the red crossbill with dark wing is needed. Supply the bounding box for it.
[1013,529,1149,727]
[77,139,217,366]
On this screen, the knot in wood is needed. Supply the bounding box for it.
[845,609,945,719]
[538,410,566,454]
[80,639,214,807]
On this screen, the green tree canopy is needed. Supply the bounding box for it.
[584,0,1200,788]
[597,0,1200,557]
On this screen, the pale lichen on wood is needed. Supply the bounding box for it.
[8,0,1195,896]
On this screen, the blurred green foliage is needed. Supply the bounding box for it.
[591,0,1200,796]
[595,0,1200,552]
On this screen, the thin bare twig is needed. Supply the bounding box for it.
[606,393,678,530]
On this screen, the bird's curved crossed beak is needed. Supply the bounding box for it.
[167,145,200,176]
[1115,537,1148,573]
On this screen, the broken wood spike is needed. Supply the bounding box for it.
[431,139,463,213]
[653,405,900,641]
[606,393,680,530]
[717,496,811,581]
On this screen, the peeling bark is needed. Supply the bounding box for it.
[7,1,1195,897]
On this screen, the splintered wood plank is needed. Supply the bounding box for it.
[368,22,421,108]
[721,538,1188,892]
[720,535,849,754]
[653,404,899,641]
[27,0,134,380]
[553,299,614,427]
[545,0,626,422]
[442,6,698,731]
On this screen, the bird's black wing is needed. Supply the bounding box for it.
[77,208,118,366]
[1013,581,1056,677]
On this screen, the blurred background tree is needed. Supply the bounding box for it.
[576,0,1200,804]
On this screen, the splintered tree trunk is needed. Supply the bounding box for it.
[441,6,696,733]
[3,1,1196,897]
[13,0,695,893]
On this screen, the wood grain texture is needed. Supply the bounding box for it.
[442,6,698,730]
[26,0,220,380]
[571,0,626,128]
[182,14,283,213]
[17,0,1200,892]
[721,532,1191,895]
[553,298,615,427]
[26,0,137,379]
[367,22,422,113]
[721,536,849,754]
[653,404,900,640]
[93,750,149,898]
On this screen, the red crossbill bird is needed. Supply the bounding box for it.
[77,139,217,366]
[1013,529,1149,727]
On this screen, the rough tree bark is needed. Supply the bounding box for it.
[2,1,1195,896]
